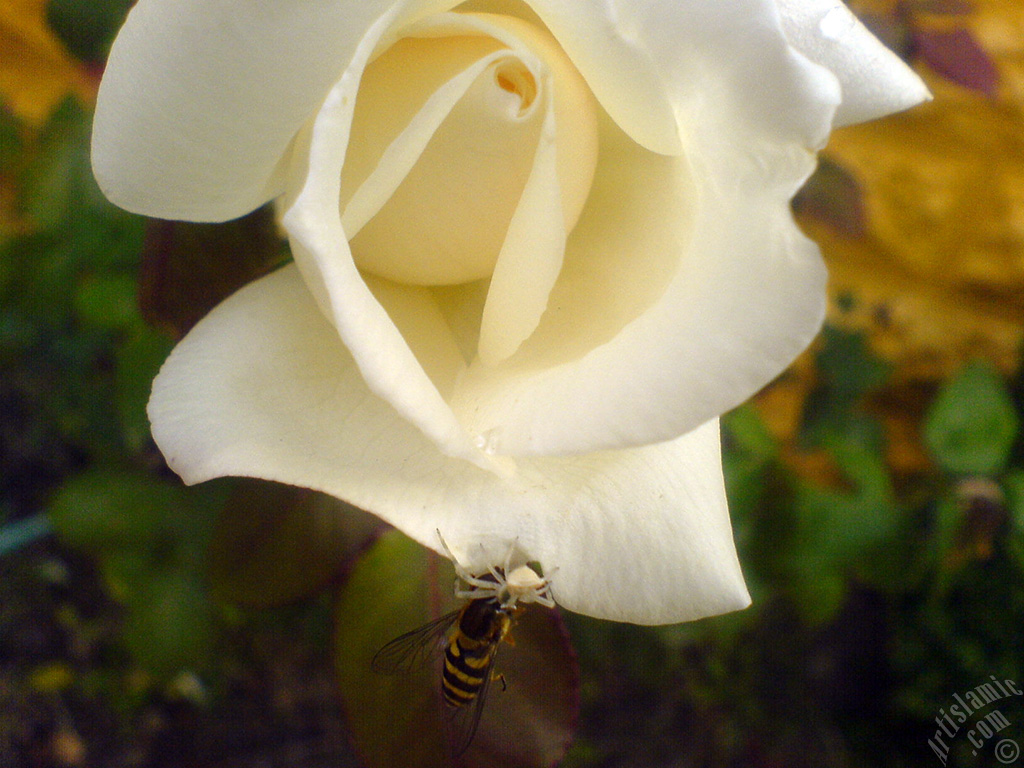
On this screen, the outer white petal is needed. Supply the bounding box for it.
[453,140,830,456]
[530,0,840,153]
[450,0,842,456]
[91,0,454,221]
[776,0,931,126]
[149,265,749,624]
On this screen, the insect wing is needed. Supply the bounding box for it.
[371,610,461,675]
[445,643,501,757]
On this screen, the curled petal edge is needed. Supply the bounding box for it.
[148,264,750,624]
[776,0,931,126]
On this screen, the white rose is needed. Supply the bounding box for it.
[91,0,928,624]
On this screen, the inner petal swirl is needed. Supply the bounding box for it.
[339,12,600,361]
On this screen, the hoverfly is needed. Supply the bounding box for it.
[371,533,555,757]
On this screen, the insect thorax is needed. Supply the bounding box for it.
[457,599,511,644]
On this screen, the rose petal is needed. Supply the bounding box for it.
[473,11,599,365]
[429,0,840,456]
[361,274,467,400]
[342,46,519,253]
[285,10,584,466]
[346,46,545,285]
[282,65,499,475]
[530,0,840,154]
[91,0,453,221]
[519,0,681,155]
[450,99,828,457]
[149,264,748,624]
[775,0,932,127]
[478,96,565,365]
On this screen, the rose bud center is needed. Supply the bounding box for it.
[339,13,599,295]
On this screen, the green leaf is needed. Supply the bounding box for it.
[723,404,778,461]
[721,449,765,545]
[790,569,847,627]
[113,324,174,453]
[722,406,780,570]
[786,434,905,611]
[0,104,24,174]
[815,325,891,402]
[99,548,154,603]
[1001,471,1024,572]
[121,569,216,677]
[47,468,224,567]
[334,531,449,767]
[930,492,964,568]
[22,97,99,229]
[924,361,1019,475]
[48,469,195,553]
[463,603,578,767]
[17,98,146,275]
[207,480,382,607]
[333,530,578,768]
[793,440,898,562]
[1003,470,1024,534]
[800,326,891,451]
[48,470,225,677]
[73,272,139,331]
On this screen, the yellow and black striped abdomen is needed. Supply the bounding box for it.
[442,635,495,706]
[441,599,512,708]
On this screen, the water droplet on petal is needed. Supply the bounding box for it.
[476,428,502,455]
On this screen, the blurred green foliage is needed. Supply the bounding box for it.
[0,90,228,683]
[925,361,1020,476]
[2,0,1023,765]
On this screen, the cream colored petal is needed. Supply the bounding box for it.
[346,12,596,289]
[478,96,565,365]
[451,107,827,457]
[338,32,503,219]
[519,0,681,154]
[361,274,467,400]
[282,74,498,474]
[286,8,601,459]
[92,0,453,221]
[471,11,599,365]
[525,0,842,154]
[776,0,932,127]
[346,47,544,285]
[341,51,503,239]
[148,264,748,624]
[449,108,693,449]
[446,0,842,455]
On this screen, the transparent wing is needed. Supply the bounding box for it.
[371,610,461,675]
[445,645,501,758]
